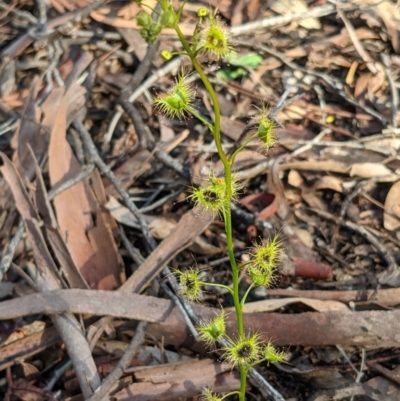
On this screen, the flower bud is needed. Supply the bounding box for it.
[161,50,173,60]
[263,342,286,363]
[248,264,273,287]
[153,74,195,119]
[197,7,208,17]
[136,11,151,27]
[253,105,278,150]
[198,312,226,345]
[148,22,162,36]
[202,388,223,401]
[160,10,176,27]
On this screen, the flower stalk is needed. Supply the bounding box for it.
[137,3,286,400]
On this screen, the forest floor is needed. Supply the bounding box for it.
[1,0,400,400]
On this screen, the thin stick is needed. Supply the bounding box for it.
[0,220,24,282]
[86,321,148,401]
[73,119,158,250]
[309,207,398,271]
[48,164,94,200]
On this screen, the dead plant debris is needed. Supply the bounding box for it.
[1,0,400,400]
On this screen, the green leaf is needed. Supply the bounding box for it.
[226,52,263,68]
[216,67,247,82]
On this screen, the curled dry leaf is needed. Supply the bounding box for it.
[310,176,343,193]
[349,162,393,178]
[383,180,400,231]
[239,192,279,220]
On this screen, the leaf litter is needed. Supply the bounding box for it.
[1,0,400,400]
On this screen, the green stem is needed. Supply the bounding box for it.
[169,10,247,400]
[199,281,233,294]
[189,107,214,133]
[239,366,247,401]
[231,132,258,163]
[241,282,255,307]
[221,391,241,400]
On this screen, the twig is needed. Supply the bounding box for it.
[119,225,144,266]
[73,119,158,250]
[121,102,191,180]
[0,219,24,282]
[139,188,183,213]
[229,3,336,36]
[336,6,378,74]
[308,207,398,271]
[44,359,73,391]
[47,164,95,200]
[1,0,108,58]
[10,263,39,290]
[119,230,199,339]
[380,54,399,128]
[0,1,38,24]
[340,175,397,218]
[248,368,285,401]
[86,321,148,401]
[239,41,388,125]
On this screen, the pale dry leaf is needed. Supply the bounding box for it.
[269,0,321,30]
[349,163,393,178]
[238,297,349,313]
[106,196,138,227]
[288,170,304,188]
[364,138,400,155]
[291,227,314,248]
[383,180,400,231]
[311,176,344,193]
[148,216,177,239]
[282,160,349,174]
[188,235,222,256]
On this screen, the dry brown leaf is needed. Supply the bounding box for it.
[103,150,152,197]
[220,116,246,141]
[32,149,89,289]
[310,176,344,193]
[349,162,393,178]
[0,153,63,289]
[48,85,123,290]
[113,359,239,401]
[11,78,46,182]
[383,180,400,231]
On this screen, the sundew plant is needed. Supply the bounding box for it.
[136,1,286,400]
